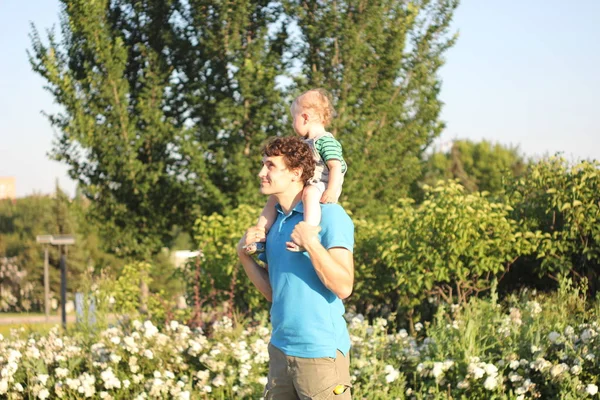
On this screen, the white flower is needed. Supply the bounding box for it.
[571,365,582,375]
[38,388,50,399]
[178,391,190,400]
[55,368,69,378]
[144,349,154,359]
[414,323,423,332]
[527,300,542,315]
[384,365,400,383]
[586,384,599,396]
[548,331,560,343]
[432,362,444,379]
[581,329,594,343]
[483,376,498,390]
[467,364,485,380]
[565,326,574,335]
[550,363,568,378]
[143,320,159,338]
[457,380,469,389]
[484,363,498,376]
[257,376,268,385]
[509,372,523,382]
[38,374,50,386]
[0,380,8,395]
[212,374,225,387]
[509,360,520,370]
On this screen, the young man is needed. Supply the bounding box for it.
[237,136,355,399]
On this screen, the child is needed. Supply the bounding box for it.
[244,88,347,253]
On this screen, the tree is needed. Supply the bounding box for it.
[29,0,460,257]
[0,186,118,311]
[419,139,527,196]
[286,0,459,215]
[29,0,287,260]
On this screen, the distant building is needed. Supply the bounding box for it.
[0,177,16,200]
[172,250,201,269]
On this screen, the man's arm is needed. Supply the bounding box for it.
[237,227,272,301]
[290,222,354,299]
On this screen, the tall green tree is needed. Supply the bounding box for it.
[29,0,287,260]
[30,0,460,257]
[286,0,459,215]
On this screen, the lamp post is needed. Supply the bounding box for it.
[36,234,75,329]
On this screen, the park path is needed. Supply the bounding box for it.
[0,314,77,325]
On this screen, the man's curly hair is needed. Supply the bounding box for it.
[262,136,315,185]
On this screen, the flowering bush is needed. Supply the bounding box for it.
[1,283,599,399]
[0,257,36,312]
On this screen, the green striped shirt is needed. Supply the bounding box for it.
[315,135,347,173]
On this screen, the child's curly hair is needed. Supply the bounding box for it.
[292,88,336,127]
[262,136,315,185]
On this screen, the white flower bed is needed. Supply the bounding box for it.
[1,298,599,399]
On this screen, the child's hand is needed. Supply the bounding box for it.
[289,222,321,250]
[237,226,266,255]
[320,189,337,204]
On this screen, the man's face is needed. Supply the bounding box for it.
[258,155,298,195]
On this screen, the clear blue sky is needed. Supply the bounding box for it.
[1,0,598,197]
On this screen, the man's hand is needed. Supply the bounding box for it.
[237,225,272,301]
[289,222,321,249]
[237,226,266,255]
[320,189,337,204]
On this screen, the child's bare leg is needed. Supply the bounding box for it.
[257,195,278,232]
[245,195,277,254]
[286,185,321,251]
[302,185,322,226]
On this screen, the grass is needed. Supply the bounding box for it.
[0,322,59,336]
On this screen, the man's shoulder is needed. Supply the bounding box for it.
[320,204,352,224]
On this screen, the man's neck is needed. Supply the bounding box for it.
[275,187,304,214]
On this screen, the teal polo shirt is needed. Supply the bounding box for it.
[260,202,354,358]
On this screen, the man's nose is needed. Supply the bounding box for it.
[258,165,267,178]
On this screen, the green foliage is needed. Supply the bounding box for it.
[0,189,119,312]
[190,204,266,312]
[506,158,600,287]
[286,0,459,217]
[111,262,151,316]
[352,180,535,323]
[29,0,460,258]
[419,139,527,197]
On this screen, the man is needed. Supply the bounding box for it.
[237,136,355,399]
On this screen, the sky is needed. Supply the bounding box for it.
[1,0,598,198]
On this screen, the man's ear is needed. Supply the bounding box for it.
[292,168,303,182]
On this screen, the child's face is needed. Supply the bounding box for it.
[291,104,309,138]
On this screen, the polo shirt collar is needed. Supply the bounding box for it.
[275,201,304,215]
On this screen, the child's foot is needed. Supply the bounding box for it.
[244,242,266,255]
[286,241,305,252]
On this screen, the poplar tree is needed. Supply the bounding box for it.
[29,0,286,259]
[286,0,459,215]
